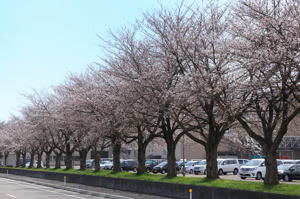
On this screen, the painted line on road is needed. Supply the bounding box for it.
[6,194,16,198]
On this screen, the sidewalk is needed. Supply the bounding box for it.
[0,173,173,199]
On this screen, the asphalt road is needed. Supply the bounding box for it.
[0,177,106,199]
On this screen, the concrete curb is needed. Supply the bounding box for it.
[1,175,134,199]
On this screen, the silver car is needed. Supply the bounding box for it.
[194,160,207,175]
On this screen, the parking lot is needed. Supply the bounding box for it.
[166,172,300,184]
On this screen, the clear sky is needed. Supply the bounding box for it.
[0,0,185,121]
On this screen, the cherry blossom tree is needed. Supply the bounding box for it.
[231,0,300,185]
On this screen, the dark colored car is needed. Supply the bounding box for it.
[279,164,300,182]
[120,160,138,172]
[176,160,187,171]
[152,161,181,174]
[145,159,165,172]
[152,162,168,174]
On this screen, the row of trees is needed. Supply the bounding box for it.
[0,0,299,185]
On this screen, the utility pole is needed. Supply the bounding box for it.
[182,135,185,176]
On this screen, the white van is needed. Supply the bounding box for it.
[217,159,240,175]
[240,159,283,180]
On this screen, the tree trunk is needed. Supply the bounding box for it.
[264,148,279,185]
[166,143,177,177]
[54,152,62,169]
[65,143,73,169]
[15,152,21,167]
[29,152,35,168]
[137,144,146,174]
[79,150,88,170]
[205,143,219,179]
[45,152,51,168]
[21,152,26,167]
[94,145,100,172]
[37,152,43,168]
[112,139,121,173]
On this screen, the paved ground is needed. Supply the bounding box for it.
[178,172,300,184]
[0,174,173,199]
[0,177,106,199]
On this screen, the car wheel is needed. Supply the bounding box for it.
[204,169,207,175]
[146,168,151,172]
[218,169,224,175]
[256,172,262,180]
[240,177,246,180]
[133,167,137,172]
[233,168,239,175]
[189,169,193,174]
[283,174,291,182]
[194,172,199,175]
[162,170,165,174]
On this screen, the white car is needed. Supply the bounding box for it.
[217,159,240,175]
[184,161,201,174]
[103,161,113,170]
[100,161,111,169]
[193,160,207,175]
[240,159,283,180]
[25,160,44,168]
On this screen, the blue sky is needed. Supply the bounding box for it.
[0,0,186,121]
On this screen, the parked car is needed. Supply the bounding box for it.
[217,159,240,175]
[279,164,300,182]
[184,160,201,174]
[103,161,113,170]
[194,160,207,175]
[278,164,295,181]
[176,160,186,171]
[120,160,138,172]
[145,159,164,172]
[86,159,94,168]
[152,162,168,174]
[152,161,181,174]
[238,159,249,166]
[100,160,112,169]
[280,159,299,165]
[25,160,44,168]
[240,159,283,180]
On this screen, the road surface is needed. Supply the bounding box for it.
[0,177,107,199]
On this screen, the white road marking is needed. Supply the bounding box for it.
[6,194,16,198]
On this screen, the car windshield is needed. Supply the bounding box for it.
[217,160,223,165]
[278,164,294,170]
[156,162,167,167]
[145,160,152,164]
[186,161,195,166]
[197,160,206,165]
[245,159,263,166]
[86,160,93,163]
[283,161,296,164]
